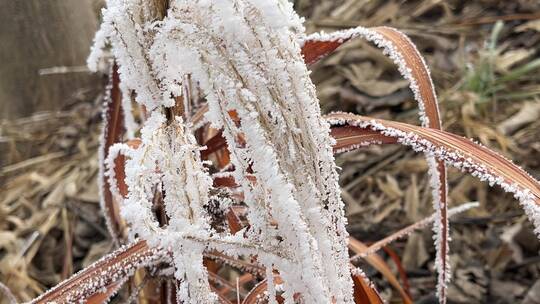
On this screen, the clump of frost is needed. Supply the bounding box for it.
[114,112,219,303]
[87,0,174,111]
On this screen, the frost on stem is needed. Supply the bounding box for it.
[105,111,292,303]
[88,0,174,111]
[119,81,138,139]
[94,0,356,302]
[117,112,218,303]
[147,1,353,302]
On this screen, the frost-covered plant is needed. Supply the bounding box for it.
[31,1,540,304]
[99,1,354,302]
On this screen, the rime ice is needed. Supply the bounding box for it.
[91,1,354,303]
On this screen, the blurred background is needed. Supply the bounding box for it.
[1,0,539,303]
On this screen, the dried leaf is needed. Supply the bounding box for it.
[99,64,125,243]
[327,113,540,236]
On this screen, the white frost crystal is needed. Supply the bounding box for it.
[94,0,354,303]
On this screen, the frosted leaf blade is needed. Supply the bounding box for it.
[30,241,166,304]
[327,113,540,235]
[99,64,126,244]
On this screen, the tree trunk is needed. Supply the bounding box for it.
[0,0,100,119]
